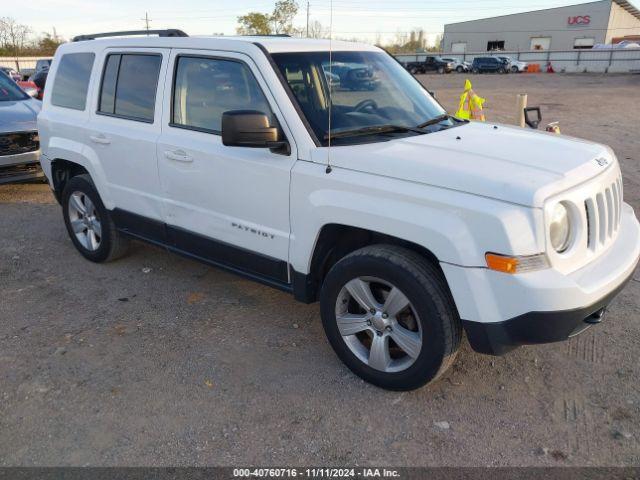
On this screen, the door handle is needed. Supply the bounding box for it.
[90,134,111,145]
[164,149,193,162]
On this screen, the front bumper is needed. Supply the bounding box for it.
[442,203,640,355]
[0,150,40,168]
[462,267,635,355]
[0,151,43,184]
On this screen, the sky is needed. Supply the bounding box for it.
[4,0,605,45]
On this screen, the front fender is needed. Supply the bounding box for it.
[290,161,544,273]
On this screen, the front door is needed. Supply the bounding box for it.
[157,49,298,284]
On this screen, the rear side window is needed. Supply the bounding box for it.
[51,53,95,110]
[171,56,272,133]
[98,53,162,123]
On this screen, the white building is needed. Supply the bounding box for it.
[443,0,640,52]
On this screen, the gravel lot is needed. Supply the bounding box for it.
[1,73,639,467]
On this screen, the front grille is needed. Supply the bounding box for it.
[584,174,623,252]
[0,132,39,156]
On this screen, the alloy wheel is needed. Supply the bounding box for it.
[68,191,102,251]
[335,276,422,373]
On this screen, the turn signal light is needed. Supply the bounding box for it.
[485,253,549,274]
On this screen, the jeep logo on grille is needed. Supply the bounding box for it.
[594,157,608,167]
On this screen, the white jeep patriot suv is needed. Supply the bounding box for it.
[38,30,640,390]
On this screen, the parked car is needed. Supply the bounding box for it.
[29,68,49,99]
[39,31,640,391]
[16,80,39,98]
[18,58,52,80]
[0,70,42,183]
[324,70,340,87]
[471,56,509,73]
[325,62,379,91]
[497,56,528,73]
[406,56,453,74]
[0,66,21,82]
[441,57,470,73]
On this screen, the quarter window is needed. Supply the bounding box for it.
[51,53,95,110]
[98,53,162,122]
[172,56,272,133]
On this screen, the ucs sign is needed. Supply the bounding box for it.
[568,15,591,25]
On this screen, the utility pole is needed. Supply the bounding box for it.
[141,12,152,33]
[306,1,310,37]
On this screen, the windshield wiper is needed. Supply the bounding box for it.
[324,124,426,140]
[416,114,458,129]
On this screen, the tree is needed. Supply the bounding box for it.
[0,17,30,57]
[308,20,327,39]
[236,1,299,36]
[272,0,298,35]
[236,12,272,35]
[428,33,444,52]
[37,32,64,56]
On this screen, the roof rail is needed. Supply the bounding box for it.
[72,29,188,42]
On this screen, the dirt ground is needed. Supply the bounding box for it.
[0,73,639,467]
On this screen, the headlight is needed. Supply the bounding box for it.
[550,203,571,252]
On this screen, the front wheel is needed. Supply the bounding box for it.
[511,65,519,73]
[456,65,464,73]
[471,67,480,74]
[498,67,507,74]
[437,66,445,74]
[409,66,418,74]
[320,245,462,391]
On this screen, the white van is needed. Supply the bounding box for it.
[38,30,640,390]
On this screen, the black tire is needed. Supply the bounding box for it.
[471,67,480,74]
[456,65,464,73]
[437,66,445,74]
[498,67,506,74]
[61,174,129,263]
[409,66,418,75]
[320,244,462,391]
[511,65,519,73]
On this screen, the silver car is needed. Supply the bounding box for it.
[0,70,42,183]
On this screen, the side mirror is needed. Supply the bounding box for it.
[221,110,290,155]
[524,107,542,129]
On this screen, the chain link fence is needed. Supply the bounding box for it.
[395,48,640,73]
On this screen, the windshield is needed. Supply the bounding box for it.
[0,72,28,101]
[271,51,451,145]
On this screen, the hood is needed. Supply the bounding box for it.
[321,122,613,208]
[0,98,40,134]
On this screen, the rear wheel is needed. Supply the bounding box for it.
[320,245,461,391]
[409,66,418,74]
[498,67,507,74]
[511,65,519,73]
[456,65,464,73]
[62,174,129,262]
[437,66,445,74]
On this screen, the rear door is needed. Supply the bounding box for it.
[87,48,170,236]
[156,49,298,284]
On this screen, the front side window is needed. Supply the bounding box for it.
[98,53,162,122]
[51,52,95,110]
[172,56,272,133]
[271,51,451,145]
